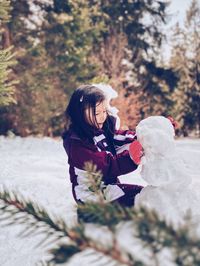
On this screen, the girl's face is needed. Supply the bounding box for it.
[85,101,107,129]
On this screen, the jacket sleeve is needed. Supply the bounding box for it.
[113,129,137,145]
[69,139,138,182]
[109,115,137,145]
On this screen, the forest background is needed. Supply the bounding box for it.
[0,0,199,137]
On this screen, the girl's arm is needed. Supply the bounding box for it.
[114,129,137,143]
[69,139,138,183]
[109,115,137,146]
[113,129,137,154]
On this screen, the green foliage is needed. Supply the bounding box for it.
[0,0,11,23]
[0,0,16,107]
[170,0,200,136]
[0,0,188,135]
[89,0,178,116]
[0,46,17,106]
[83,162,104,198]
[50,244,81,264]
[34,0,105,92]
[0,0,18,110]
[90,74,110,85]
[77,200,129,226]
[0,0,106,136]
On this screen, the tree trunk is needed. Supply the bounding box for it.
[1,25,11,48]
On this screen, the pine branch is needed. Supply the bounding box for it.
[83,161,106,202]
[0,1,17,107]
[0,46,18,106]
[0,0,12,24]
[78,162,200,265]
[1,162,200,266]
[78,192,200,266]
[77,200,134,227]
[0,189,68,238]
[0,188,144,266]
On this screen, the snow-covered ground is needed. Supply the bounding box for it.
[0,136,200,266]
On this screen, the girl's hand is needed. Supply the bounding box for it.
[167,116,179,129]
[129,140,143,165]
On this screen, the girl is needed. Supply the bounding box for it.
[62,84,143,207]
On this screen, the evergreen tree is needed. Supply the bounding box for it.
[0,0,17,107]
[185,0,200,136]
[170,23,190,136]
[2,0,69,136]
[88,0,178,122]
[170,0,200,136]
[0,0,105,136]
[0,0,179,135]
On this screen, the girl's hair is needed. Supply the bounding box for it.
[63,85,115,142]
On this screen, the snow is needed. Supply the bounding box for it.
[92,83,120,129]
[0,134,200,265]
[0,136,77,266]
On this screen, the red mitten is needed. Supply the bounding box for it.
[167,116,179,129]
[129,140,143,165]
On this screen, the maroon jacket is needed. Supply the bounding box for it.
[63,126,138,203]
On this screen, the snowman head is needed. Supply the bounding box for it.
[136,116,175,156]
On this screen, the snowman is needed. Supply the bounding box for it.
[134,116,198,226]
